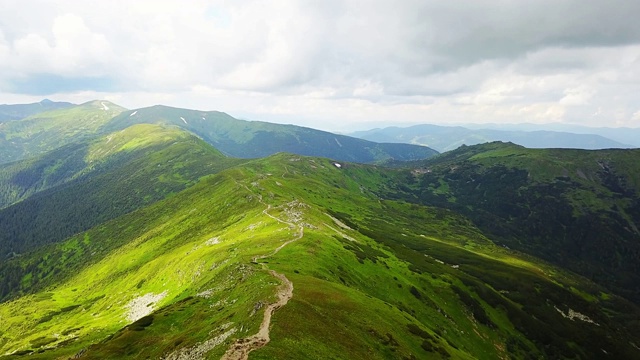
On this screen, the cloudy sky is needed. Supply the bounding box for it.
[1,0,640,131]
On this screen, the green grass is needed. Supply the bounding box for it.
[391,142,640,305]
[0,101,126,164]
[0,124,245,267]
[103,105,438,163]
[1,151,639,359]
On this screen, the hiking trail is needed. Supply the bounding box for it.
[221,182,304,360]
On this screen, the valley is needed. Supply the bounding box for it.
[0,101,638,359]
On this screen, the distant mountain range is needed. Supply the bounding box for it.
[350,124,636,152]
[0,99,73,123]
[104,105,438,163]
[464,122,640,148]
[0,101,437,165]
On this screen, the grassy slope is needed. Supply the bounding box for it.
[389,142,640,303]
[0,100,74,123]
[0,124,245,295]
[0,154,638,359]
[0,142,90,209]
[0,122,243,209]
[0,101,125,164]
[1,101,437,168]
[103,105,439,163]
[0,122,195,209]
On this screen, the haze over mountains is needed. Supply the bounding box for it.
[0,101,437,166]
[0,100,73,123]
[0,100,639,359]
[351,124,637,153]
[465,123,640,149]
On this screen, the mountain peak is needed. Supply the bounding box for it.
[80,100,127,112]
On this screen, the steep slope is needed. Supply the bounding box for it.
[102,105,438,163]
[351,124,632,152]
[0,143,90,209]
[1,153,638,359]
[0,99,74,123]
[0,101,125,164]
[387,142,640,303]
[0,124,244,265]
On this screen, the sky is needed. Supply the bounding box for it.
[1,0,640,131]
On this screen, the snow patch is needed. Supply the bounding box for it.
[333,162,342,168]
[334,137,343,147]
[125,291,167,322]
[100,102,109,111]
[129,110,137,117]
[180,117,188,124]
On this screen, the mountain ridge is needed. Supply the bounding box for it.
[0,101,438,165]
[463,122,640,147]
[0,124,244,263]
[0,101,126,164]
[1,149,638,359]
[350,123,634,152]
[0,100,74,123]
[103,104,439,163]
[385,141,640,303]
[1,101,639,359]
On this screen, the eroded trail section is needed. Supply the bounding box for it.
[221,270,294,360]
[221,184,303,360]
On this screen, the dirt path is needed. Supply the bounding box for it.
[220,270,294,360]
[221,184,303,360]
[252,204,304,263]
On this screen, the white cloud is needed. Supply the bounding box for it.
[559,86,595,106]
[50,14,113,73]
[12,34,51,72]
[1,0,640,129]
[2,12,115,82]
[0,29,11,62]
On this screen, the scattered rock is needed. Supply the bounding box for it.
[197,289,215,299]
[162,324,236,360]
[554,306,599,325]
[326,213,352,231]
[205,237,220,246]
[125,291,168,322]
